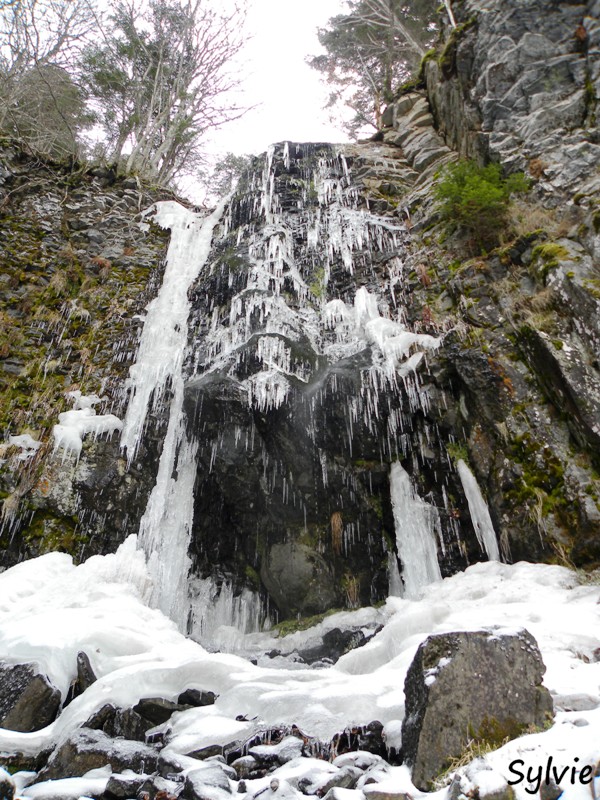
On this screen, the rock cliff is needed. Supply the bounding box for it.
[1,0,599,631]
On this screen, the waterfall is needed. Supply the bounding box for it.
[390,462,442,598]
[121,199,228,628]
[118,142,455,636]
[456,459,500,561]
[120,199,228,463]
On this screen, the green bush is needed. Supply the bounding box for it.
[435,160,529,250]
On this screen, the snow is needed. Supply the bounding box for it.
[7,433,41,461]
[52,393,122,461]
[0,540,597,800]
[22,766,111,799]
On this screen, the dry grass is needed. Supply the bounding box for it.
[508,199,572,239]
[343,574,360,608]
[331,512,343,555]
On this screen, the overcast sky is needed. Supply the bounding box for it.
[204,0,349,159]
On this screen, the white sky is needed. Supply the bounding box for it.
[204,0,349,160]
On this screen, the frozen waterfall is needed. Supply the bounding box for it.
[457,459,500,561]
[122,199,228,628]
[390,462,442,598]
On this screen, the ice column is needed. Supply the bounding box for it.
[121,199,228,463]
[390,462,442,598]
[456,459,500,561]
[123,199,227,628]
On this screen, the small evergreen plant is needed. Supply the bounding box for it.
[435,160,529,250]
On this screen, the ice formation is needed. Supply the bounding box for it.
[0,541,598,800]
[126,200,229,628]
[457,458,501,561]
[120,199,229,464]
[52,393,122,461]
[7,434,42,461]
[390,462,442,598]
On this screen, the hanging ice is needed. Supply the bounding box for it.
[390,462,442,598]
[124,198,228,629]
[120,199,229,464]
[456,459,500,561]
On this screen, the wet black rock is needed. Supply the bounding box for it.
[0,662,61,733]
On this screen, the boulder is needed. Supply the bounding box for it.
[177,689,217,707]
[84,703,149,741]
[0,662,61,732]
[401,629,554,790]
[35,728,158,783]
[181,766,232,800]
[248,736,304,766]
[134,697,190,725]
[104,773,147,800]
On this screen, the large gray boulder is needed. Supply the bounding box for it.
[34,728,158,783]
[401,629,554,790]
[0,662,61,732]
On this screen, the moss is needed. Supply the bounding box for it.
[22,510,88,559]
[244,563,261,590]
[273,607,342,637]
[438,18,476,79]
[309,266,327,299]
[530,242,570,280]
[506,433,571,527]
[446,442,469,466]
[417,48,437,82]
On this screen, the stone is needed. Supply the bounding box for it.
[64,651,98,707]
[401,629,554,790]
[35,728,158,783]
[0,769,15,800]
[84,703,149,741]
[105,773,147,800]
[249,736,304,766]
[177,689,217,707]
[362,789,410,800]
[230,755,259,779]
[311,766,363,794]
[137,775,182,800]
[181,766,232,800]
[133,697,189,725]
[0,662,61,733]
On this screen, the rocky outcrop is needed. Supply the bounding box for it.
[401,629,554,790]
[34,727,158,782]
[0,143,172,567]
[0,661,61,732]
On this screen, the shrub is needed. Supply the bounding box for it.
[435,160,529,250]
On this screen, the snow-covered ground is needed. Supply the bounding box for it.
[0,536,598,800]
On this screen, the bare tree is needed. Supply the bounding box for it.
[82,0,249,186]
[0,0,96,156]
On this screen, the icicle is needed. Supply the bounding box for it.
[456,459,500,561]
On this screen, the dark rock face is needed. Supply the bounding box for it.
[182,142,481,626]
[401,629,554,790]
[0,662,61,732]
[35,727,158,782]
